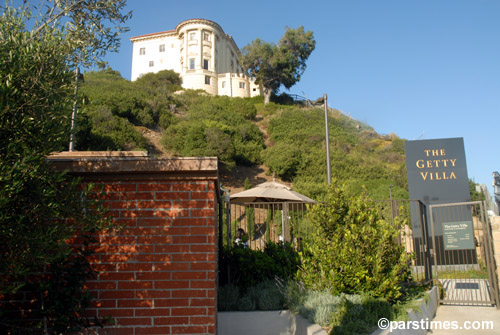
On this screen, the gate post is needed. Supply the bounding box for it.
[419,201,433,284]
[482,201,500,309]
[224,189,231,285]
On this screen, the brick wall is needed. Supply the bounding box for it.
[48,152,220,335]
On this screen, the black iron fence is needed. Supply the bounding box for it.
[221,199,432,283]
[219,197,500,307]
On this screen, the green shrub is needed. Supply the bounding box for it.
[218,280,283,311]
[264,241,300,280]
[281,281,393,334]
[330,295,393,335]
[297,182,412,302]
[134,69,183,93]
[81,106,148,150]
[261,106,409,200]
[262,142,302,181]
[218,242,299,311]
[81,70,148,124]
[254,280,283,310]
[79,69,181,149]
[161,94,265,168]
[219,242,300,289]
[299,290,343,326]
[159,110,175,129]
[218,284,240,311]
[237,293,257,311]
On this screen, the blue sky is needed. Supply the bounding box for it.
[100,0,500,196]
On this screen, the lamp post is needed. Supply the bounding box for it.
[69,67,82,151]
[324,93,331,185]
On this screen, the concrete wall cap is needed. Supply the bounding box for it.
[46,151,218,175]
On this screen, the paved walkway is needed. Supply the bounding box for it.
[427,305,500,335]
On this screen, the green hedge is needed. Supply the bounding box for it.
[219,242,299,289]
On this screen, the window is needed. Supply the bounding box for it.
[159,44,165,52]
[149,61,154,67]
[139,47,145,55]
[239,82,246,89]
[203,59,209,70]
[222,81,226,88]
[189,58,195,70]
[205,76,210,85]
[189,32,196,40]
[204,32,210,41]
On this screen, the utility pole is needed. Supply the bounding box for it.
[324,93,332,184]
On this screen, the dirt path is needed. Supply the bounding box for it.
[219,114,292,193]
[137,126,169,156]
[255,114,272,147]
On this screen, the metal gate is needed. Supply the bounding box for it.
[429,201,500,307]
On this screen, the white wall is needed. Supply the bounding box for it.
[131,33,179,81]
[130,19,260,98]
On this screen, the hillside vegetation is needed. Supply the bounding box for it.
[79,69,408,200]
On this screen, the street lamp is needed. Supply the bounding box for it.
[323,93,331,184]
[69,67,84,151]
[309,93,332,185]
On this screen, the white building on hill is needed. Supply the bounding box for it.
[130,18,260,98]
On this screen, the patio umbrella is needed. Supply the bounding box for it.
[229,180,316,204]
[229,181,316,243]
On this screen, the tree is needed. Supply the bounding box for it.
[27,0,131,67]
[24,0,132,150]
[240,26,315,104]
[134,70,183,128]
[0,1,130,332]
[469,179,485,202]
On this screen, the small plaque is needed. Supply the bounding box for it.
[442,221,474,250]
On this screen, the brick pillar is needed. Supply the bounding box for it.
[48,152,219,335]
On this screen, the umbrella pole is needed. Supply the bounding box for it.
[283,202,290,242]
[271,206,275,243]
[269,206,272,243]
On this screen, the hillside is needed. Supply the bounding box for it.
[78,69,408,200]
[138,126,279,194]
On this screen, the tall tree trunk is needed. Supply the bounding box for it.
[263,87,272,105]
